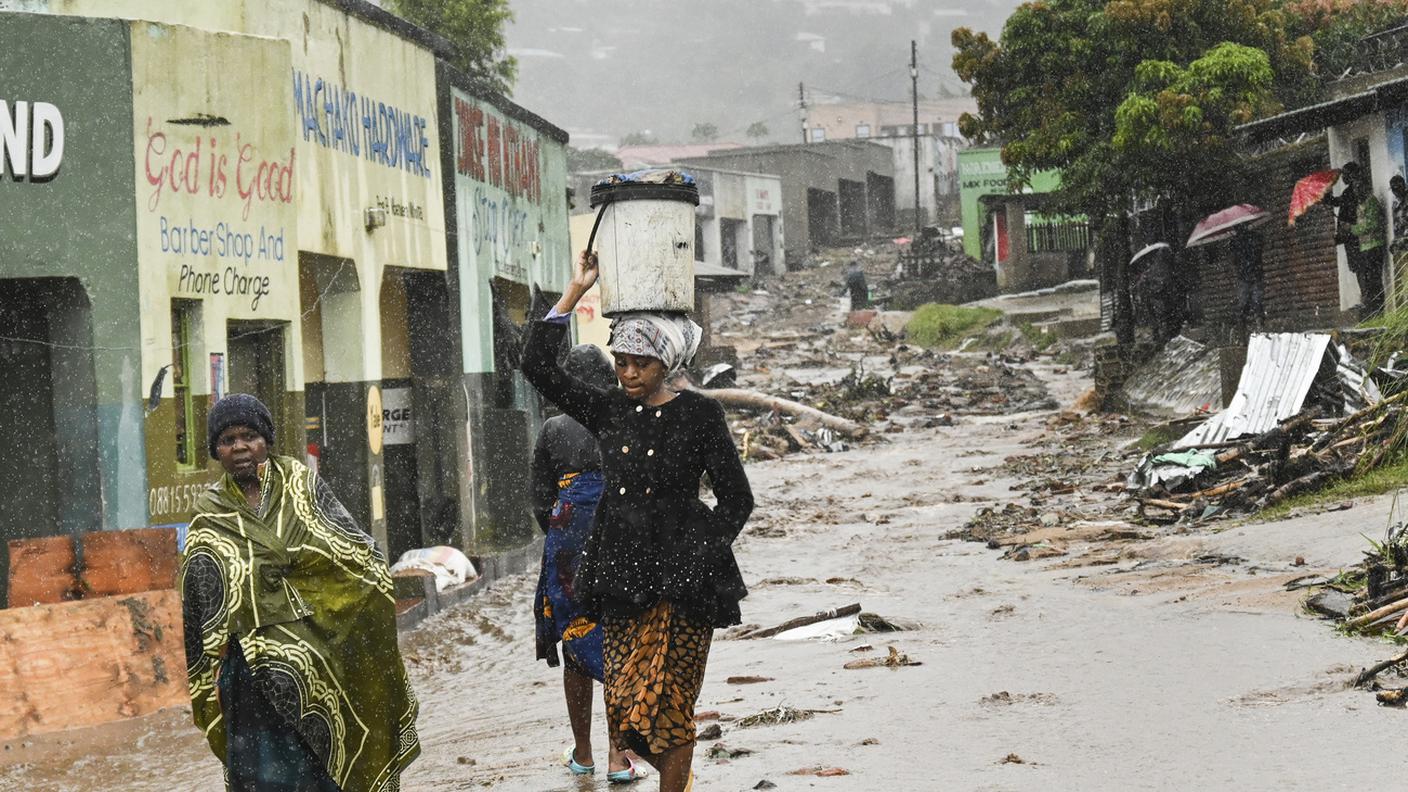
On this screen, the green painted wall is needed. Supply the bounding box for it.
[958,147,1062,260]
[0,13,144,532]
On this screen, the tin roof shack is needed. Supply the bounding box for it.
[677,141,895,268]
[439,70,573,553]
[689,166,786,278]
[37,0,457,560]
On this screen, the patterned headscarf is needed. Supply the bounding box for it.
[608,312,703,374]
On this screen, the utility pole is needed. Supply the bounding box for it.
[911,40,922,234]
[798,82,808,144]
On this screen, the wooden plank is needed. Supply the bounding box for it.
[79,528,178,598]
[6,536,78,607]
[0,589,187,739]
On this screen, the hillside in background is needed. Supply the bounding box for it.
[504,0,1021,148]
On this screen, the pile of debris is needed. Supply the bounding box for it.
[1128,333,1403,522]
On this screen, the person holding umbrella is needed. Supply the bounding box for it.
[1324,162,1387,316]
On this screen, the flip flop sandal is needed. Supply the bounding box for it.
[563,747,595,776]
[606,757,650,784]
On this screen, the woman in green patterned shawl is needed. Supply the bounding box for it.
[180,394,420,792]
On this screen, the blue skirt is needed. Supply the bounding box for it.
[535,471,606,681]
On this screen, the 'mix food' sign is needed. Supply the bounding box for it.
[1,99,64,181]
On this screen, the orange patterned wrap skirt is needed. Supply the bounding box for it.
[601,600,714,755]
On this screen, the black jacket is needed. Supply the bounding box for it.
[522,320,754,627]
[531,414,602,531]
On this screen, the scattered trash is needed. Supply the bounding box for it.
[753,782,777,790]
[739,604,861,640]
[697,723,723,741]
[389,546,477,592]
[726,676,774,685]
[842,645,921,670]
[1000,753,1027,765]
[734,705,838,729]
[706,743,755,760]
[787,767,851,777]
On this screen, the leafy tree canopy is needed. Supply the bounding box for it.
[952,0,1315,219]
[391,0,517,96]
[746,121,771,139]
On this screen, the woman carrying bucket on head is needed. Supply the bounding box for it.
[522,244,754,792]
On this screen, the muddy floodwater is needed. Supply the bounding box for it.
[3,363,1407,790]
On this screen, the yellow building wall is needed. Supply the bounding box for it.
[53,0,448,383]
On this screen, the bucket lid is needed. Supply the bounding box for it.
[591,169,700,208]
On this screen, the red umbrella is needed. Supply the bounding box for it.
[1186,203,1269,248]
[1288,169,1340,226]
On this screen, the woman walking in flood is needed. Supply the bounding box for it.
[179,394,420,792]
[532,343,647,784]
[523,251,754,792]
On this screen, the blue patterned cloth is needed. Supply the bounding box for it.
[535,471,606,681]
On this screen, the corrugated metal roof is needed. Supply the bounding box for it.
[1178,333,1332,446]
[1123,336,1222,418]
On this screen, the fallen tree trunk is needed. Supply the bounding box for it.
[696,387,867,438]
[740,603,862,640]
[1346,596,1408,631]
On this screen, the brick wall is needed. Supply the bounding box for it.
[1194,139,1343,341]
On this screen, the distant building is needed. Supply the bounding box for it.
[958,148,1088,292]
[679,141,895,267]
[803,98,973,227]
[803,98,974,143]
[616,142,744,170]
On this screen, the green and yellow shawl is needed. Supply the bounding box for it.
[179,455,419,792]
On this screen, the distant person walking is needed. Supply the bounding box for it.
[180,394,419,792]
[523,251,754,792]
[843,260,869,311]
[532,344,647,784]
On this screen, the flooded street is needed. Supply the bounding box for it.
[5,351,1407,790]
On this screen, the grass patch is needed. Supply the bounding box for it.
[905,304,1003,350]
[1136,424,1183,452]
[1258,455,1408,522]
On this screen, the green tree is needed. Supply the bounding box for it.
[952,0,1315,341]
[691,122,720,143]
[1284,0,1408,82]
[389,0,517,95]
[567,147,624,173]
[746,121,770,139]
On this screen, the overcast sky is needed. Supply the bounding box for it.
[504,0,1023,149]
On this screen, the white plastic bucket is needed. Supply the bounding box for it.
[590,180,699,316]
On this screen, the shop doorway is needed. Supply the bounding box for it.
[751,214,776,275]
[226,320,288,454]
[0,277,100,607]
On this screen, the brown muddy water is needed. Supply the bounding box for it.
[3,366,1406,791]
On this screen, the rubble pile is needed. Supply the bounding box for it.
[704,246,1062,461]
[1129,395,1406,523]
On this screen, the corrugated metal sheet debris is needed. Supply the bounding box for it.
[1178,333,1331,446]
[1123,335,1222,418]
